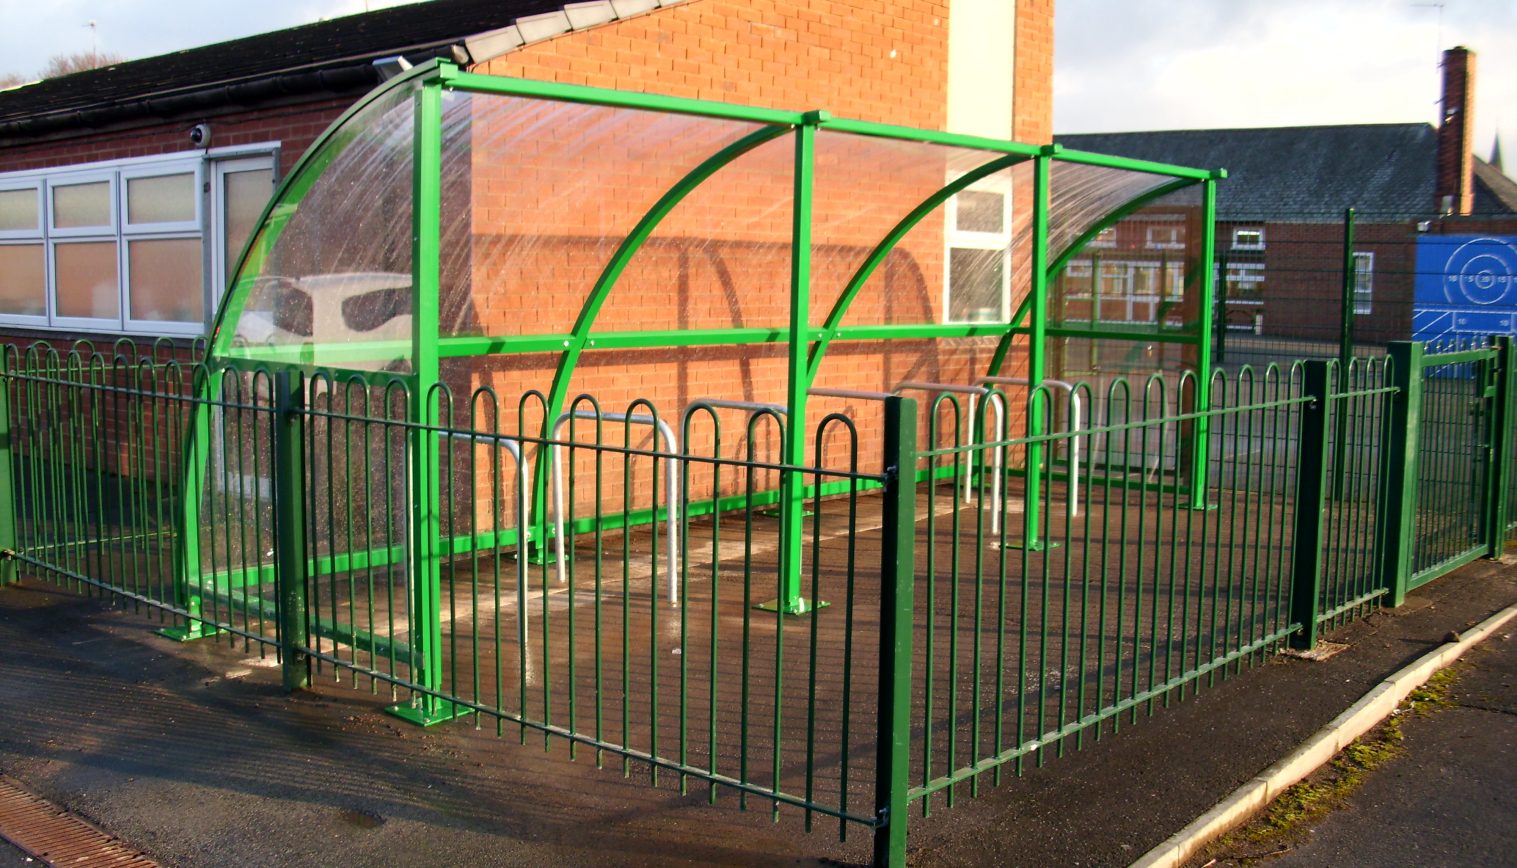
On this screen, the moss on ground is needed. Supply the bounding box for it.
[1193,664,1463,866]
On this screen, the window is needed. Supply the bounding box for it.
[0,146,276,336]
[1063,260,1094,298]
[944,178,1010,323]
[1231,227,1265,250]
[1145,224,1184,250]
[1353,251,1373,315]
[1091,226,1117,248]
[1218,262,1266,302]
[0,183,45,321]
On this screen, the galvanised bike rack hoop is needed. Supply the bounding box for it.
[186,58,1222,733]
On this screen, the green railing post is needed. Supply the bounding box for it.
[873,395,916,867]
[0,352,16,586]
[273,370,310,691]
[1376,341,1424,607]
[1288,360,1332,649]
[1331,207,1356,501]
[1484,335,1515,557]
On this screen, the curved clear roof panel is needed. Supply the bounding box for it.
[435,90,771,340]
[1048,161,1195,267]
[219,81,418,371]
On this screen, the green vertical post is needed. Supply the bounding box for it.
[273,370,310,691]
[872,395,916,867]
[159,370,220,642]
[388,79,461,725]
[0,353,16,586]
[1484,335,1514,557]
[760,111,827,615]
[1332,208,1357,500]
[1376,341,1423,607]
[1187,175,1219,508]
[1015,149,1052,549]
[1288,360,1332,649]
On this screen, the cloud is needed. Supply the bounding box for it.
[1057,0,1517,161]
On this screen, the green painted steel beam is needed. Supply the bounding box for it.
[1186,177,1218,507]
[440,65,807,127]
[1053,147,1222,181]
[832,324,1011,341]
[808,152,1032,380]
[392,78,453,727]
[820,116,1045,158]
[770,116,822,615]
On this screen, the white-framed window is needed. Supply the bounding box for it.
[0,181,47,324]
[0,145,277,336]
[944,177,1011,324]
[1353,251,1373,315]
[1091,226,1117,248]
[1145,224,1184,250]
[1231,226,1265,251]
[1063,260,1095,299]
[1219,261,1265,301]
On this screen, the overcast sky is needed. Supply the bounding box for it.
[1,0,1512,165]
[1057,0,1516,162]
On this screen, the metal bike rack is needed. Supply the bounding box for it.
[549,410,682,605]
[682,398,794,519]
[439,430,532,643]
[439,430,533,543]
[895,381,1006,533]
[979,376,1084,517]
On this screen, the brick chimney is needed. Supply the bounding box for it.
[1435,46,1476,215]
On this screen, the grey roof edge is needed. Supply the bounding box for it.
[1473,158,1517,214]
[0,0,691,145]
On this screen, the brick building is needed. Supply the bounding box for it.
[1055,47,1517,356]
[0,0,1053,353]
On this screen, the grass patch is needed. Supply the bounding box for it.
[1193,665,1463,865]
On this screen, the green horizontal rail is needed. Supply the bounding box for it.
[1052,147,1221,181]
[440,65,807,127]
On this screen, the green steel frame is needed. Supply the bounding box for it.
[187,58,1221,709]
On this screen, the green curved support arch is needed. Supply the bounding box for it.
[984,174,1201,379]
[537,123,792,435]
[207,58,444,362]
[804,152,1032,381]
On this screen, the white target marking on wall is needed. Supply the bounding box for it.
[1442,237,1517,306]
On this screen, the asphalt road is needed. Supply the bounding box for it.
[0,560,1511,866]
[1273,627,1517,867]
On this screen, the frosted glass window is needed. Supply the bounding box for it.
[955,190,1004,234]
[129,238,202,322]
[0,188,38,232]
[127,173,195,224]
[54,241,119,319]
[223,168,272,280]
[0,245,45,315]
[948,247,1005,322]
[52,181,112,228]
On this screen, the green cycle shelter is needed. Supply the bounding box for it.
[185,58,1221,723]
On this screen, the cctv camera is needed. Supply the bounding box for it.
[189,123,211,148]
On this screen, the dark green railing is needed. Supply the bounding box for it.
[2,336,1515,865]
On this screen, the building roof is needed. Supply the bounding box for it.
[1057,123,1444,221]
[0,0,677,141]
[1474,157,1517,214]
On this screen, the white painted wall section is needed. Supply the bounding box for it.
[946,0,1016,140]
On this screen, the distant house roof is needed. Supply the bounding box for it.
[0,0,678,142]
[1057,123,1517,222]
